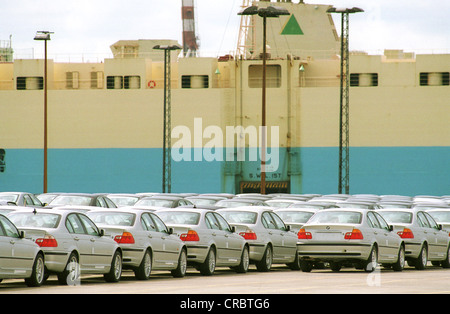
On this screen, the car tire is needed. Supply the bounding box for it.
[25,253,45,287]
[287,249,301,270]
[135,249,152,280]
[200,247,216,276]
[415,245,428,270]
[172,248,187,278]
[330,261,342,272]
[299,259,313,272]
[442,246,450,268]
[104,250,122,282]
[392,245,405,271]
[363,246,378,272]
[235,245,250,273]
[256,245,272,272]
[58,252,80,285]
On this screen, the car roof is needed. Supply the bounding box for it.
[217,206,273,213]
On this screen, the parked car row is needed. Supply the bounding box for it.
[0,191,449,288]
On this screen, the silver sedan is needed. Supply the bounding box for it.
[7,208,123,285]
[0,214,45,287]
[87,208,188,279]
[297,209,406,272]
[156,208,249,276]
[378,208,450,269]
[217,206,299,272]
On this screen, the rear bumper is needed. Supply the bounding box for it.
[297,242,372,262]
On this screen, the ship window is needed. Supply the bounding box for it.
[350,73,378,87]
[16,77,43,90]
[248,65,281,88]
[420,72,449,86]
[106,75,141,89]
[90,71,104,89]
[66,72,79,89]
[181,75,209,88]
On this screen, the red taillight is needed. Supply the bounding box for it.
[239,230,257,240]
[397,228,414,239]
[114,232,135,244]
[344,229,364,240]
[180,230,200,241]
[36,235,58,247]
[298,229,312,240]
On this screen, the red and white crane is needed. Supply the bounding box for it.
[181,0,199,57]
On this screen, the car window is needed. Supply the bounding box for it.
[150,214,169,233]
[78,214,100,236]
[269,212,287,231]
[262,212,278,230]
[417,212,431,228]
[30,194,43,206]
[96,197,107,208]
[0,216,19,238]
[105,198,117,208]
[367,212,382,229]
[141,213,157,231]
[373,212,391,231]
[23,194,33,206]
[423,212,440,230]
[205,213,221,230]
[66,214,86,234]
[214,213,232,232]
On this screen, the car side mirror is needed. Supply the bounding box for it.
[285,225,291,232]
[389,225,394,232]
[230,226,236,233]
[168,227,174,235]
[99,229,105,237]
[19,230,26,239]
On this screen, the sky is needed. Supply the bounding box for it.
[1,0,449,60]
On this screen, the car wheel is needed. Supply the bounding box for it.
[135,249,152,280]
[256,245,272,272]
[330,261,342,272]
[200,247,216,276]
[25,253,45,287]
[236,246,250,273]
[172,248,188,278]
[287,249,301,270]
[104,250,122,282]
[392,245,405,271]
[299,259,313,272]
[442,246,450,268]
[363,246,378,272]
[58,252,80,285]
[415,245,428,270]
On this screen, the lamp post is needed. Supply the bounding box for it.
[238,5,289,194]
[153,44,182,193]
[34,31,53,193]
[326,7,363,195]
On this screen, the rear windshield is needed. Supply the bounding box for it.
[157,211,200,225]
[50,195,92,206]
[219,211,258,224]
[378,211,413,224]
[88,212,135,226]
[9,212,61,229]
[424,211,450,223]
[276,211,315,223]
[307,211,362,224]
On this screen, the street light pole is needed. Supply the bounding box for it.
[326,7,363,195]
[153,44,182,193]
[238,5,289,195]
[34,31,53,193]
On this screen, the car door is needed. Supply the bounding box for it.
[269,212,298,262]
[261,211,285,262]
[423,211,450,260]
[78,213,114,270]
[370,211,400,262]
[150,213,181,267]
[205,212,229,264]
[214,212,244,263]
[0,215,36,276]
[66,213,95,271]
[140,212,166,268]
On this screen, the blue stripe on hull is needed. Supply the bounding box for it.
[0,147,448,196]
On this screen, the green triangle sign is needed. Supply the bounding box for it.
[281,15,304,35]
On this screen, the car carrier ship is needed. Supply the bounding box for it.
[0,0,448,196]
